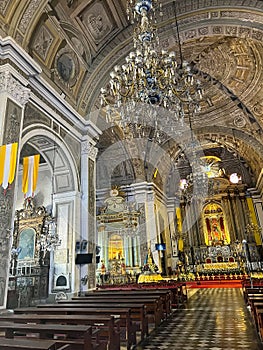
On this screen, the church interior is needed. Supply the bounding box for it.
[1,0,263,349]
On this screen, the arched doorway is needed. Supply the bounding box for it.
[8,128,80,307]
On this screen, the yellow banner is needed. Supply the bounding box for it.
[176,207,182,233]
[247,197,261,245]
[22,154,40,197]
[0,143,18,190]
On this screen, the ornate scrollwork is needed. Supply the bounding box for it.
[0,71,30,106]
[81,141,98,160]
[12,198,59,266]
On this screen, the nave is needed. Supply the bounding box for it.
[136,288,263,350]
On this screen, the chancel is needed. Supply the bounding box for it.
[1,1,263,350]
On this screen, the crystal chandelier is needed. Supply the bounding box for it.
[100,0,203,134]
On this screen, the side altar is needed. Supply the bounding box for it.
[96,187,142,284]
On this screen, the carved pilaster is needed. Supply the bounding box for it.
[81,141,98,161]
[0,71,30,106]
[0,97,24,308]
[80,140,98,290]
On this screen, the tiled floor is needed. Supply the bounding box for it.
[135,288,263,350]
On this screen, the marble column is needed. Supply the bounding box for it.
[145,191,159,263]
[51,191,81,295]
[79,139,98,291]
[167,205,177,270]
[0,68,30,309]
[133,236,139,266]
[235,194,246,239]
[222,194,236,242]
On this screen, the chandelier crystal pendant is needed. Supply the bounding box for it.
[100,0,203,134]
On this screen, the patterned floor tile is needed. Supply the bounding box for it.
[135,288,263,350]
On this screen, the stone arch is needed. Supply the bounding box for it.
[196,127,263,179]
[21,127,80,194]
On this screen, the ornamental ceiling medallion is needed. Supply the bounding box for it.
[54,47,80,87]
[200,156,221,178]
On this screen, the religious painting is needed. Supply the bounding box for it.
[57,53,75,82]
[109,234,123,261]
[17,228,36,260]
[203,203,230,246]
[54,47,80,88]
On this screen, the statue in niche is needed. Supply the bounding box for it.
[207,217,226,245]
[203,203,230,246]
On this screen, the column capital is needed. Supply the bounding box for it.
[0,71,30,106]
[81,140,98,160]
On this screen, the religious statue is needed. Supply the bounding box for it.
[141,248,159,274]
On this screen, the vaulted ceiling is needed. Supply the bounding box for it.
[3,0,263,192]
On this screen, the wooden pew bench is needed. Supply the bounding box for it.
[0,338,70,349]
[0,314,119,350]
[70,296,162,328]
[88,290,172,319]
[15,307,136,350]
[254,308,263,340]
[0,323,95,350]
[39,303,148,342]
[249,302,263,332]
[243,288,263,304]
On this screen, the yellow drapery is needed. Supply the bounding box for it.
[247,197,261,245]
[22,154,40,197]
[0,143,18,189]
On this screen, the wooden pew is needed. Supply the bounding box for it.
[15,307,136,350]
[87,290,172,318]
[38,303,148,342]
[131,282,187,305]
[70,296,162,328]
[0,314,120,350]
[0,338,70,349]
[97,283,186,307]
[0,323,94,350]
[254,308,263,340]
[243,288,263,304]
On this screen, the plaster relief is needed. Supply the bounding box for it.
[54,46,80,88]
[32,25,54,61]
[18,0,42,34]
[80,1,113,43]
[0,0,11,17]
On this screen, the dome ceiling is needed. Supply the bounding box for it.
[2,0,263,189]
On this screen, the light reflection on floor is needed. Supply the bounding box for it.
[135,288,263,350]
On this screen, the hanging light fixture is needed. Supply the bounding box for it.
[100,0,203,134]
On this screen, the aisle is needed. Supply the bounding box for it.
[136,288,263,350]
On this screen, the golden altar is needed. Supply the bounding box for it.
[203,262,238,271]
[137,273,163,283]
